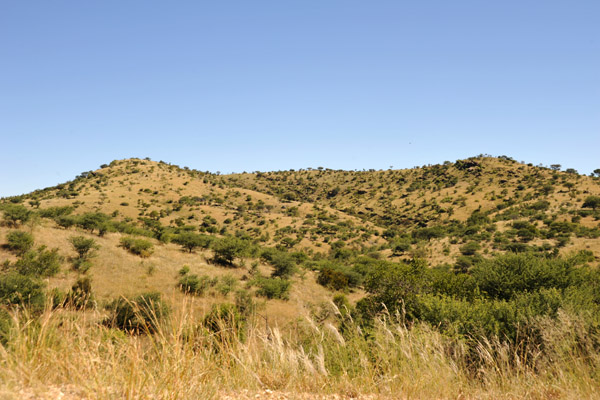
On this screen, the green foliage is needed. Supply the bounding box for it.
[77,212,112,236]
[254,277,291,300]
[459,241,481,256]
[582,195,600,210]
[172,232,213,253]
[5,231,34,256]
[119,236,154,257]
[261,249,297,278]
[14,246,62,277]
[69,235,99,259]
[1,204,31,227]
[211,236,248,266]
[317,267,349,291]
[66,276,95,309]
[0,272,46,310]
[203,303,247,343]
[216,274,238,296]
[105,292,170,334]
[178,274,215,295]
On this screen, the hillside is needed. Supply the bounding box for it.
[1,155,600,398]
[2,156,600,313]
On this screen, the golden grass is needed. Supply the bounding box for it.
[0,301,598,399]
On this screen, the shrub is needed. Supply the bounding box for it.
[5,231,34,256]
[178,274,215,295]
[317,267,349,291]
[459,241,481,256]
[582,195,600,210]
[0,272,46,310]
[14,246,62,277]
[66,276,95,309]
[1,204,31,227]
[120,236,154,257]
[203,303,247,343]
[105,292,170,334]
[255,277,291,300]
[217,274,238,296]
[69,235,99,259]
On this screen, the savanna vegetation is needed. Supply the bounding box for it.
[0,155,599,398]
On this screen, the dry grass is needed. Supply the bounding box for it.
[0,301,598,399]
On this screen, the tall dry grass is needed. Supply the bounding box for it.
[0,300,598,399]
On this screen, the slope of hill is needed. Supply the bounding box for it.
[1,155,600,398]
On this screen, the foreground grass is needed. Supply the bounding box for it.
[0,301,598,399]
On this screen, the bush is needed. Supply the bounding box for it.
[5,231,34,256]
[1,204,31,227]
[178,274,215,295]
[0,272,46,310]
[66,276,95,309]
[203,303,247,343]
[120,236,154,257]
[69,235,99,259]
[317,267,349,291]
[14,246,62,277]
[105,292,170,334]
[255,277,291,300]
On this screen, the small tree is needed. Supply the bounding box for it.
[211,236,248,266]
[582,196,600,210]
[1,204,31,227]
[172,232,211,253]
[69,236,99,259]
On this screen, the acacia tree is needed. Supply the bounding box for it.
[582,196,600,210]
[69,236,99,259]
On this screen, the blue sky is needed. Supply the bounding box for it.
[1,1,598,197]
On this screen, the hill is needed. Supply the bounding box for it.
[1,155,600,398]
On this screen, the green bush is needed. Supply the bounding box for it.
[203,303,247,343]
[0,272,46,310]
[69,235,99,259]
[14,246,62,277]
[178,274,215,295]
[5,231,34,256]
[1,204,31,227]
[105,292,170,334]
[119,236,154,257]
[255,277,291,300]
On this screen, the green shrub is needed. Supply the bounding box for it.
[5,231,34,256]
[14,246,62,277]
[105,292,170,334]
[255,277,291,300]
[317,267,349,291]
[203,303,247,343]
[0,272,46,310]
[217,274,238,296]
[178,274,215,295]
[69,235,99,259]
[1,204,31,227]
[211,236,248,266]
[119,236,154,257]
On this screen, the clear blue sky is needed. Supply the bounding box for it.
[1,1,599,197]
